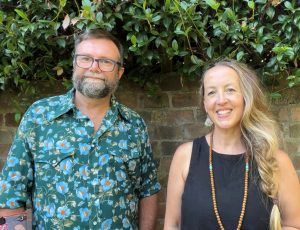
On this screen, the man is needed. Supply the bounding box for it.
[0,29,161,229]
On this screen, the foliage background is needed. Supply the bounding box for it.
[0,0,300,97]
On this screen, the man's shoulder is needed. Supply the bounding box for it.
[31,93,69,107]
[24,90,73,123]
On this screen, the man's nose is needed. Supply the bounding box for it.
[89,60,102,72]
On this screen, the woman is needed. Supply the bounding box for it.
[164,59,300,230]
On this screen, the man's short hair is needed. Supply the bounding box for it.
[74,29,124,66]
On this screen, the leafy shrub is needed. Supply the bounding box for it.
[0,0,299,96]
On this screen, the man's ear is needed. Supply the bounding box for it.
[118,67,125,79]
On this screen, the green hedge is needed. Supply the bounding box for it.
[0,0,300,97]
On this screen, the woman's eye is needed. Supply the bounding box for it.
[226,88,235,93]
[207,91,215,96]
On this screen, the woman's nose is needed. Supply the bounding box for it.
[216,92,227,104]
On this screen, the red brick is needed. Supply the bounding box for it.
[0,114,3,126]
[164,110,195,125]
[159,157,172,174]
[0,144,10,158]
[157,202,166,219]
[154,126,182,140]
[183,124,209,140]
[150,141,160,159]
[0,92,17,113]
[291,107,300,122]
[158,187,167,203]
[195,108,207,123]
[283,141,299,155]
[5,113,20,127]
[290,124,300,138]
[0,129,16,144]
[156,219,164,230]
[136,111,152,124]
[142,93,169,108]
[160,73,184,91]
[277,107,289,122]
[293,155,300,171]
[172,93,200,108]
[161,141,183,156]
[115,92,138,109]
[0,158,4,171]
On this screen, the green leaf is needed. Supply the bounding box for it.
[131,35,137,45]
[155,37,161,48]
[256,44,263,54]
[82,0,92,7]
[56,39,66,48]
[205,0,220,10]
[247,1,255,10]
[237,51,244,61]
[191,55,201,65]
[165,0,171,9]
[288,81,295,87]
[14,113,21,123]
[152,15,161,22]
[14,9,29,21]
[284,1,293,10]
[163,17,172,29]
[180,1,189,10]
[172,40,178,51]
[225,8,237,21]
[287,75,295,80]
[96,12,103,22]
[60,0,67,7]
[266,7,275,19]
[206,46,213,58]
[270,92,282,99]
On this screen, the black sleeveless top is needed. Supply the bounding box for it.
[181,137,272,230]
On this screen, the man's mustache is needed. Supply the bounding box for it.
[83,72,104,79]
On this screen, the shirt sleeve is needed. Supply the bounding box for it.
[138,120,161,198]
[0,110,34,209]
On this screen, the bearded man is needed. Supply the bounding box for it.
[0,29,161,230]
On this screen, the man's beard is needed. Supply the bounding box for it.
[72,71,119,99]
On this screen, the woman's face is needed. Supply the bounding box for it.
[203,65,244,131]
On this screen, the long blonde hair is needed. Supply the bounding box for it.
[199,59,281,229]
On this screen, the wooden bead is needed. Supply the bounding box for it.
[209,132,249,230]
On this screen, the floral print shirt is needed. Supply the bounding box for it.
[0,89,161,229]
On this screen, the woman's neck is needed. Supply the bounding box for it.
[208,128,246,155]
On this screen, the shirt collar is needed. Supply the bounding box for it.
[46,88,75,122]
[47,89,131,122]
[110,95,131,122]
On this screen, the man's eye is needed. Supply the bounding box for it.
[100,59,113,65]
[80,57,92,62]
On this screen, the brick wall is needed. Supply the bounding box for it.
[0,77,300,229]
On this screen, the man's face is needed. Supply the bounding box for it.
[72,38,124,99]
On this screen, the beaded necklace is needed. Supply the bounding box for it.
[209,133,249,230]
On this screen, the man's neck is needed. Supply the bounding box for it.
[74,90,111,132]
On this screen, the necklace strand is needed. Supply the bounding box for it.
[209,133,249,230]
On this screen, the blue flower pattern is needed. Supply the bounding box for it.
[0,89,161,229]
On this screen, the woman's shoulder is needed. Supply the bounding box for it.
[173,137,205,157]
[173,142,193,160]
[275,149,296,169]
[275,149,300,228]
